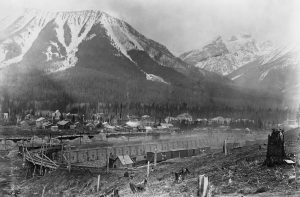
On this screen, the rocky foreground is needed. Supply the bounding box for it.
[12,144,300,197]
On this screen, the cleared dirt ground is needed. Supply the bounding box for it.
[15,144,300,197]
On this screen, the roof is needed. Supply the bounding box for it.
[103,122,115,129]
[285,159,295,164]
[197,118,207,121]
[42,121,52,127]
[142,115,150,119]
[57,120,70,126]
[176,113,192,119]
[20,120,29,125]
[36,117,45,122]
[117,155,133,165]
[86,122,95,127]
[126,121,141,128]
[212,116,224,121]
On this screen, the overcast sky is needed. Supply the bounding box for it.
[0,0,299,55]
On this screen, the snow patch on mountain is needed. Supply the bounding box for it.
[100,13,143,61]
[43,41,62,61]
[85,33,96,41]
[51,11,101,71]
[231,73,244,80]
[146,73,169,84]
[259,70,269,81]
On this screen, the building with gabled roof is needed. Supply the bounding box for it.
[42,121,53,129]
[176,113,193,122]
[113,155,133,168]
[57,120,71,129]
[36,117,46,128]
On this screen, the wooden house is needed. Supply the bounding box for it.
[85,122,95,131]
[57,120,71,129]
[113,155,133,168]
[42,121,53,129]
[20,120,30,129]
[36,117,46,128]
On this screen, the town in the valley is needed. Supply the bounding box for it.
[0,103,300,196]
[0,0,299,196]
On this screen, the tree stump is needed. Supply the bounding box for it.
[265,129,285,166]
[197,174,209,197]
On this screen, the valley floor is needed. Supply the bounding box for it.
[14,144,300,197]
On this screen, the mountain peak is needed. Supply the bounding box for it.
[180,34,262,75]
[0,8,196,89]
[0,8,229,106]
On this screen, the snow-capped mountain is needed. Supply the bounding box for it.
[180,33,300,106]
[228,46,300,91]
[180,34,268,75]
[0,9,285,108]
[0,9,190,76]
[0,9,225,106]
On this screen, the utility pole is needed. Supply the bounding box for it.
[154,148,157,167]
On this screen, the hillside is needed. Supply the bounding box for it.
[15,144,299,197]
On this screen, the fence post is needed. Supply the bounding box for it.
[154,148,157,167]
[106,148,109,173]
[224,139,227,156]
[97,174,101,192]
[67,146,71,172]
[33,165,36,177]
[147,161,150,177]
[22,145,25,162]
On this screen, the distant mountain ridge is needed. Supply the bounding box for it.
[0,9,285,109]
[180,34,300,106]
[180,34,273,75]
[228,46,300,105]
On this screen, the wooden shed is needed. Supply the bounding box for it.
[113,155,133,168]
